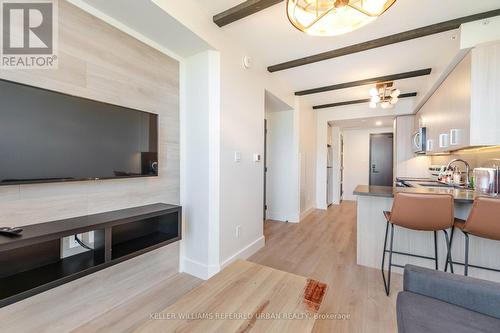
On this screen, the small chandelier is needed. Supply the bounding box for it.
[286,0,396,36]
[369,82,400,109]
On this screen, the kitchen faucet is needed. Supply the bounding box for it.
[446,159,471,188]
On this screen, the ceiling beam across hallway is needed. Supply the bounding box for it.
[313,92,417,110]
[213,0,283,27]
[268,9,500,72]
[295,68,431,96]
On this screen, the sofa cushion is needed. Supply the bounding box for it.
[397,292,500,333]
[403,264,500,319]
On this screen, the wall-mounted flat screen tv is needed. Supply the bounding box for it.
[0,79,158,186]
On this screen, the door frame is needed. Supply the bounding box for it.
[263,119,267,221]
[340,133,344,201]
[369,133,394,186]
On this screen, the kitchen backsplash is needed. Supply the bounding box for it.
[431,146,500,169]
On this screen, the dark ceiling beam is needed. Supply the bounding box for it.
[295,68,431,96]
[313,92,417,110]
[213,0,283,27]
[268,9,500,72]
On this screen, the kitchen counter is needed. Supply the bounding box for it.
[353,184,500,283]
[353,185,497,203]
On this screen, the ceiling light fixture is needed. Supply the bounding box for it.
[368,82,400,109]
[286,0,397,36]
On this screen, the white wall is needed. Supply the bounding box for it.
[327,127,334,207]
[151,0,312,272]
[181,50,221,279]
[331,126,342,204]
[71,0,315,278]
[266,110,298,222]
[315,99,415,208]
[342,127,393,201]
[298,99,316,218]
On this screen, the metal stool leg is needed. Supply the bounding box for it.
[464,232,470,276]
[381,221,389,295]
[445,227,455,273]
[443,229,453,274]
[386,224,395,296]
[433,231,438,270]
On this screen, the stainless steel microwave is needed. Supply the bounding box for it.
[412,127,427,154]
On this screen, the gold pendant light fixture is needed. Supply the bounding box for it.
[287,0,397,36]
[369,82,400,109]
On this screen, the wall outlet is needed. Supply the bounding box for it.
[68,234,82,249]
[235,225,241,238]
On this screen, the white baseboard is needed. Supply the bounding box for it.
[266,211,299,223]
[300,207,315,220]
[182,236,266,280]
[181,257,220,280]
[221,236,265,269]
[266,211,286,221]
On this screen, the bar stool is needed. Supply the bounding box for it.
[381,193,454,296]
[445,196,500,276]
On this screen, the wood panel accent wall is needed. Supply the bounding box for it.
[0,1,181,326]
[0,0,180,227]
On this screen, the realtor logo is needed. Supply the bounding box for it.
[1,0,58,69]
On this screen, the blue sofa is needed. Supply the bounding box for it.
[397,265,500,332]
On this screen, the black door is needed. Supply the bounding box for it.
[369,133,394,186]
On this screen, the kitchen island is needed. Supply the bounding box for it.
[354,185,500,283]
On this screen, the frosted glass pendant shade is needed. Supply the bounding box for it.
[287,0,397,36]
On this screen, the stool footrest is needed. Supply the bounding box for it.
[449,261,500,273]
[384,249,435,261]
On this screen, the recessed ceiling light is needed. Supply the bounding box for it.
[376,121,383,126]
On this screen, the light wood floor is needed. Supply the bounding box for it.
[71,272,202,333]
[135,260,326,333]
[68,201,401,332]
[249,201,402,333]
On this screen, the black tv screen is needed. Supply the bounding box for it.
[0,79,158,185]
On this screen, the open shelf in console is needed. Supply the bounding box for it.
[0,231,105,305]
[111,211,180,260]
[0,203,181,308]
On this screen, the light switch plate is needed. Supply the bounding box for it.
[234,151,241,162]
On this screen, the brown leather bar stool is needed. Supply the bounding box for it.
[445,197,500,276]
[381,192,454,296]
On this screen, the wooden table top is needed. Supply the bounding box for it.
[135,260,328,333]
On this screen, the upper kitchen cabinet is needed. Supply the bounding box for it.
[417,52,471,153]
[416,41,500,153]
[471,42,500,146]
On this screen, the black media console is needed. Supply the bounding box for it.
[0,203,181,308]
